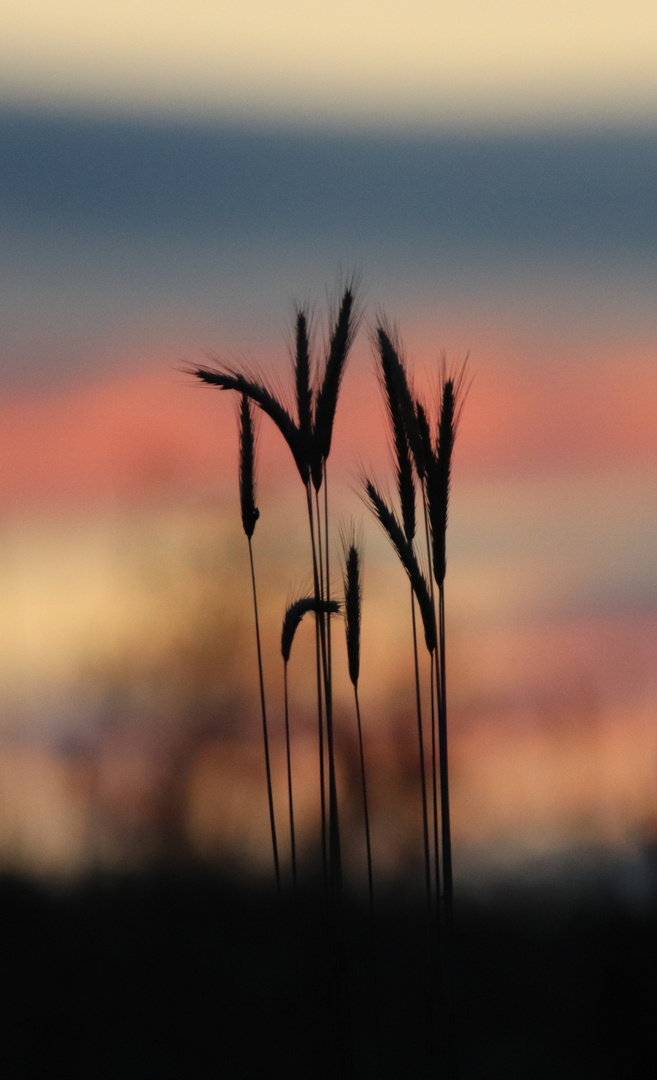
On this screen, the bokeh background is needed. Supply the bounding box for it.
[2,1,657,903]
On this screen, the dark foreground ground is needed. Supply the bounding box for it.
[2,860,655,1078]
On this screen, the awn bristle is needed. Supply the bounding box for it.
[281,597,341,664]
[363,480,436,653]
[238,394,259,539]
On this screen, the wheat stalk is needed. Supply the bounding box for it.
[282,597,340,892]
[368,327,469,1075]
[235,393,280,893]
[375,328,434,914]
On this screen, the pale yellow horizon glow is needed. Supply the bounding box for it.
[2,0,657,129]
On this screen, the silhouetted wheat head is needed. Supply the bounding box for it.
[238,393,259,540]
[281,597,341,665]
[363,479,436,654]
[192,278,361,490]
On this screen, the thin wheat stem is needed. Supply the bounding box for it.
[410,586,432,915]
[429,651,441,905]
[353,685,374,919]
[320,478,340,899]
[307,485,342,904]
[237,394,280,893]
[353,678,383,1074]
[321,478,333,744]
[438,584,453,931]
[318,478,340,897]
[283,660,297,894]
[306,483,329,892]
[419,485,440,898]
[324,657,342,905]
[281,595,340,897]
[423,491,445,1068]
[248,537,281,894]
[297,485,348,1070]
[438,585,459,1078]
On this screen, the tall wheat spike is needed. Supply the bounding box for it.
[375,326,434,913]
[312,280,360,899]
[236,394,281,893]
[422,363,469,909]
[368,328,468,1076]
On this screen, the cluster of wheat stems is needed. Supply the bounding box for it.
[191,281,466,1075]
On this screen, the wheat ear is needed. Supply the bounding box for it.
[363,480,436,654]
[311,280,360,491]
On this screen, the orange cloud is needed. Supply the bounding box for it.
[2,338,656,510]
[0,367,238,508]
[450,341,657,475]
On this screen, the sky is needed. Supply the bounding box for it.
[1,2,657,881]
[4,2,657,129]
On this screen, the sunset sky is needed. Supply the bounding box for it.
[1,3,657,880]
[4,1,657,129]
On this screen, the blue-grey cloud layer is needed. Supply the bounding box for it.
[2,109,657,386]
